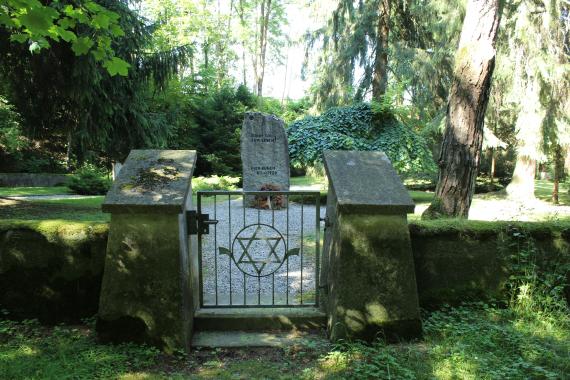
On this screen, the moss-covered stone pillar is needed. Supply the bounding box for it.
[97,150,197,353]
[322,150,422,341]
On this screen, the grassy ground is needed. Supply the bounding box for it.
[0,177,568,223]
[0,197,109,223]
[0,186,70,196]
[290,176,327,188]
[1,302,567,379]
[535,179,570,205]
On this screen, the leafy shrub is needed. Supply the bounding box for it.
[67,165,111,195]
[504,225,570,314]
[192,175,241,191]
[287,103,437,175]
[165,85,246,176]
[0,96,26,154]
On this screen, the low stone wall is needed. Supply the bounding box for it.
[410,220,570,308]
[1,220,568,323]
[0,173,69,187]
[0,221,108,322]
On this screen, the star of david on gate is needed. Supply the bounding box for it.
[235,225,283,275]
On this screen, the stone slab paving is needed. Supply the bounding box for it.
[199,196,326,307]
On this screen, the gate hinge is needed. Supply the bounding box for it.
[186,210,218,235]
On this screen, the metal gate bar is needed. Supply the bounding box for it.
[197,190,321,308]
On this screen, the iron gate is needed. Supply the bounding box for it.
[196,190,321,308]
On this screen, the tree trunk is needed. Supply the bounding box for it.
[506,76,544,200]
[490,148,495,184]
[237,0,248,86]
[281,43,289,104]
[256,0,272,97]
[66,129,73,171]
[507,155,537,200]
[552,145,563,204]
[422,0,501,219]
[372,0,389,100]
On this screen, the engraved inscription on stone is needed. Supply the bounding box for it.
[241,112,290,207]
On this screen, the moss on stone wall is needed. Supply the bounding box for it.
[0,221,108,322]
[1,217,567,325]
[326,213,421,341]
[410,219,570,308]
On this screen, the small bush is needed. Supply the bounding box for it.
[192,175,241,192]
[67,165,111,195]
[0,96,26,154]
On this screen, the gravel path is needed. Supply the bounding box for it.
[199,195,326,307]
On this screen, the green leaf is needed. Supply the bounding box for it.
[92,13,110,29]
[219,247,231,256]
[19,6,58,35]
[286,248,300,258]
[103,57,130,76]
[71,36,94,55]
[10,33,29,43]
[109,24,124,37]
[84,1,103,13]
[58,28,76,43]
[90,47,106,61]
[0,14,16,28]
[58,17,76,29]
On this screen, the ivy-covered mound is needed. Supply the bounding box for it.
[287,103,436,175]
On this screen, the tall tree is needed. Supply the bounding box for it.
[0,0,189,165]
[423,0,502,219]
[306,0,465,115]
[250,0,286,96]
[505,0,570,200]
[253,0,271,96]
[372,0,390,98]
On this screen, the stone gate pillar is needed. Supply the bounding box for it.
[321,150,422,341]
[97,150,197,353]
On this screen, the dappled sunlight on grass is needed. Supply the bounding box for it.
[290,176,328,192]
[1,301,568,379]
[535,179,570,205]
[412,180,570,222]
[0,186,70,196]
[32,196,104,207]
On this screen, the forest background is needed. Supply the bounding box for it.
[0,0,568,203]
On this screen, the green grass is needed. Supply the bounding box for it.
[31,196,104,207]
[0,178,566,225]
[535,179,570,205]
[1,302,567,379]
[0,197,109,223]
[290,175,327,188]
[0,186,70,196]
[409,190,434,204]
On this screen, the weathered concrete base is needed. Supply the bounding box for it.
[192,331,327,348]
[194,307,326,331]
[325,213,422,342]
[97,213,192,352]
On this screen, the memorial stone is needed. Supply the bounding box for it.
[241,112,290,207]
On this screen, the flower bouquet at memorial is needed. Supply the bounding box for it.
[254,183,286,209]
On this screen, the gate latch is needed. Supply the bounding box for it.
[187,211,218,235]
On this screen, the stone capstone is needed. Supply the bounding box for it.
[323,150,414,214]
[102,149,197,214]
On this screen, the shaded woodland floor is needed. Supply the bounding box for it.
[1,302,568,379]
